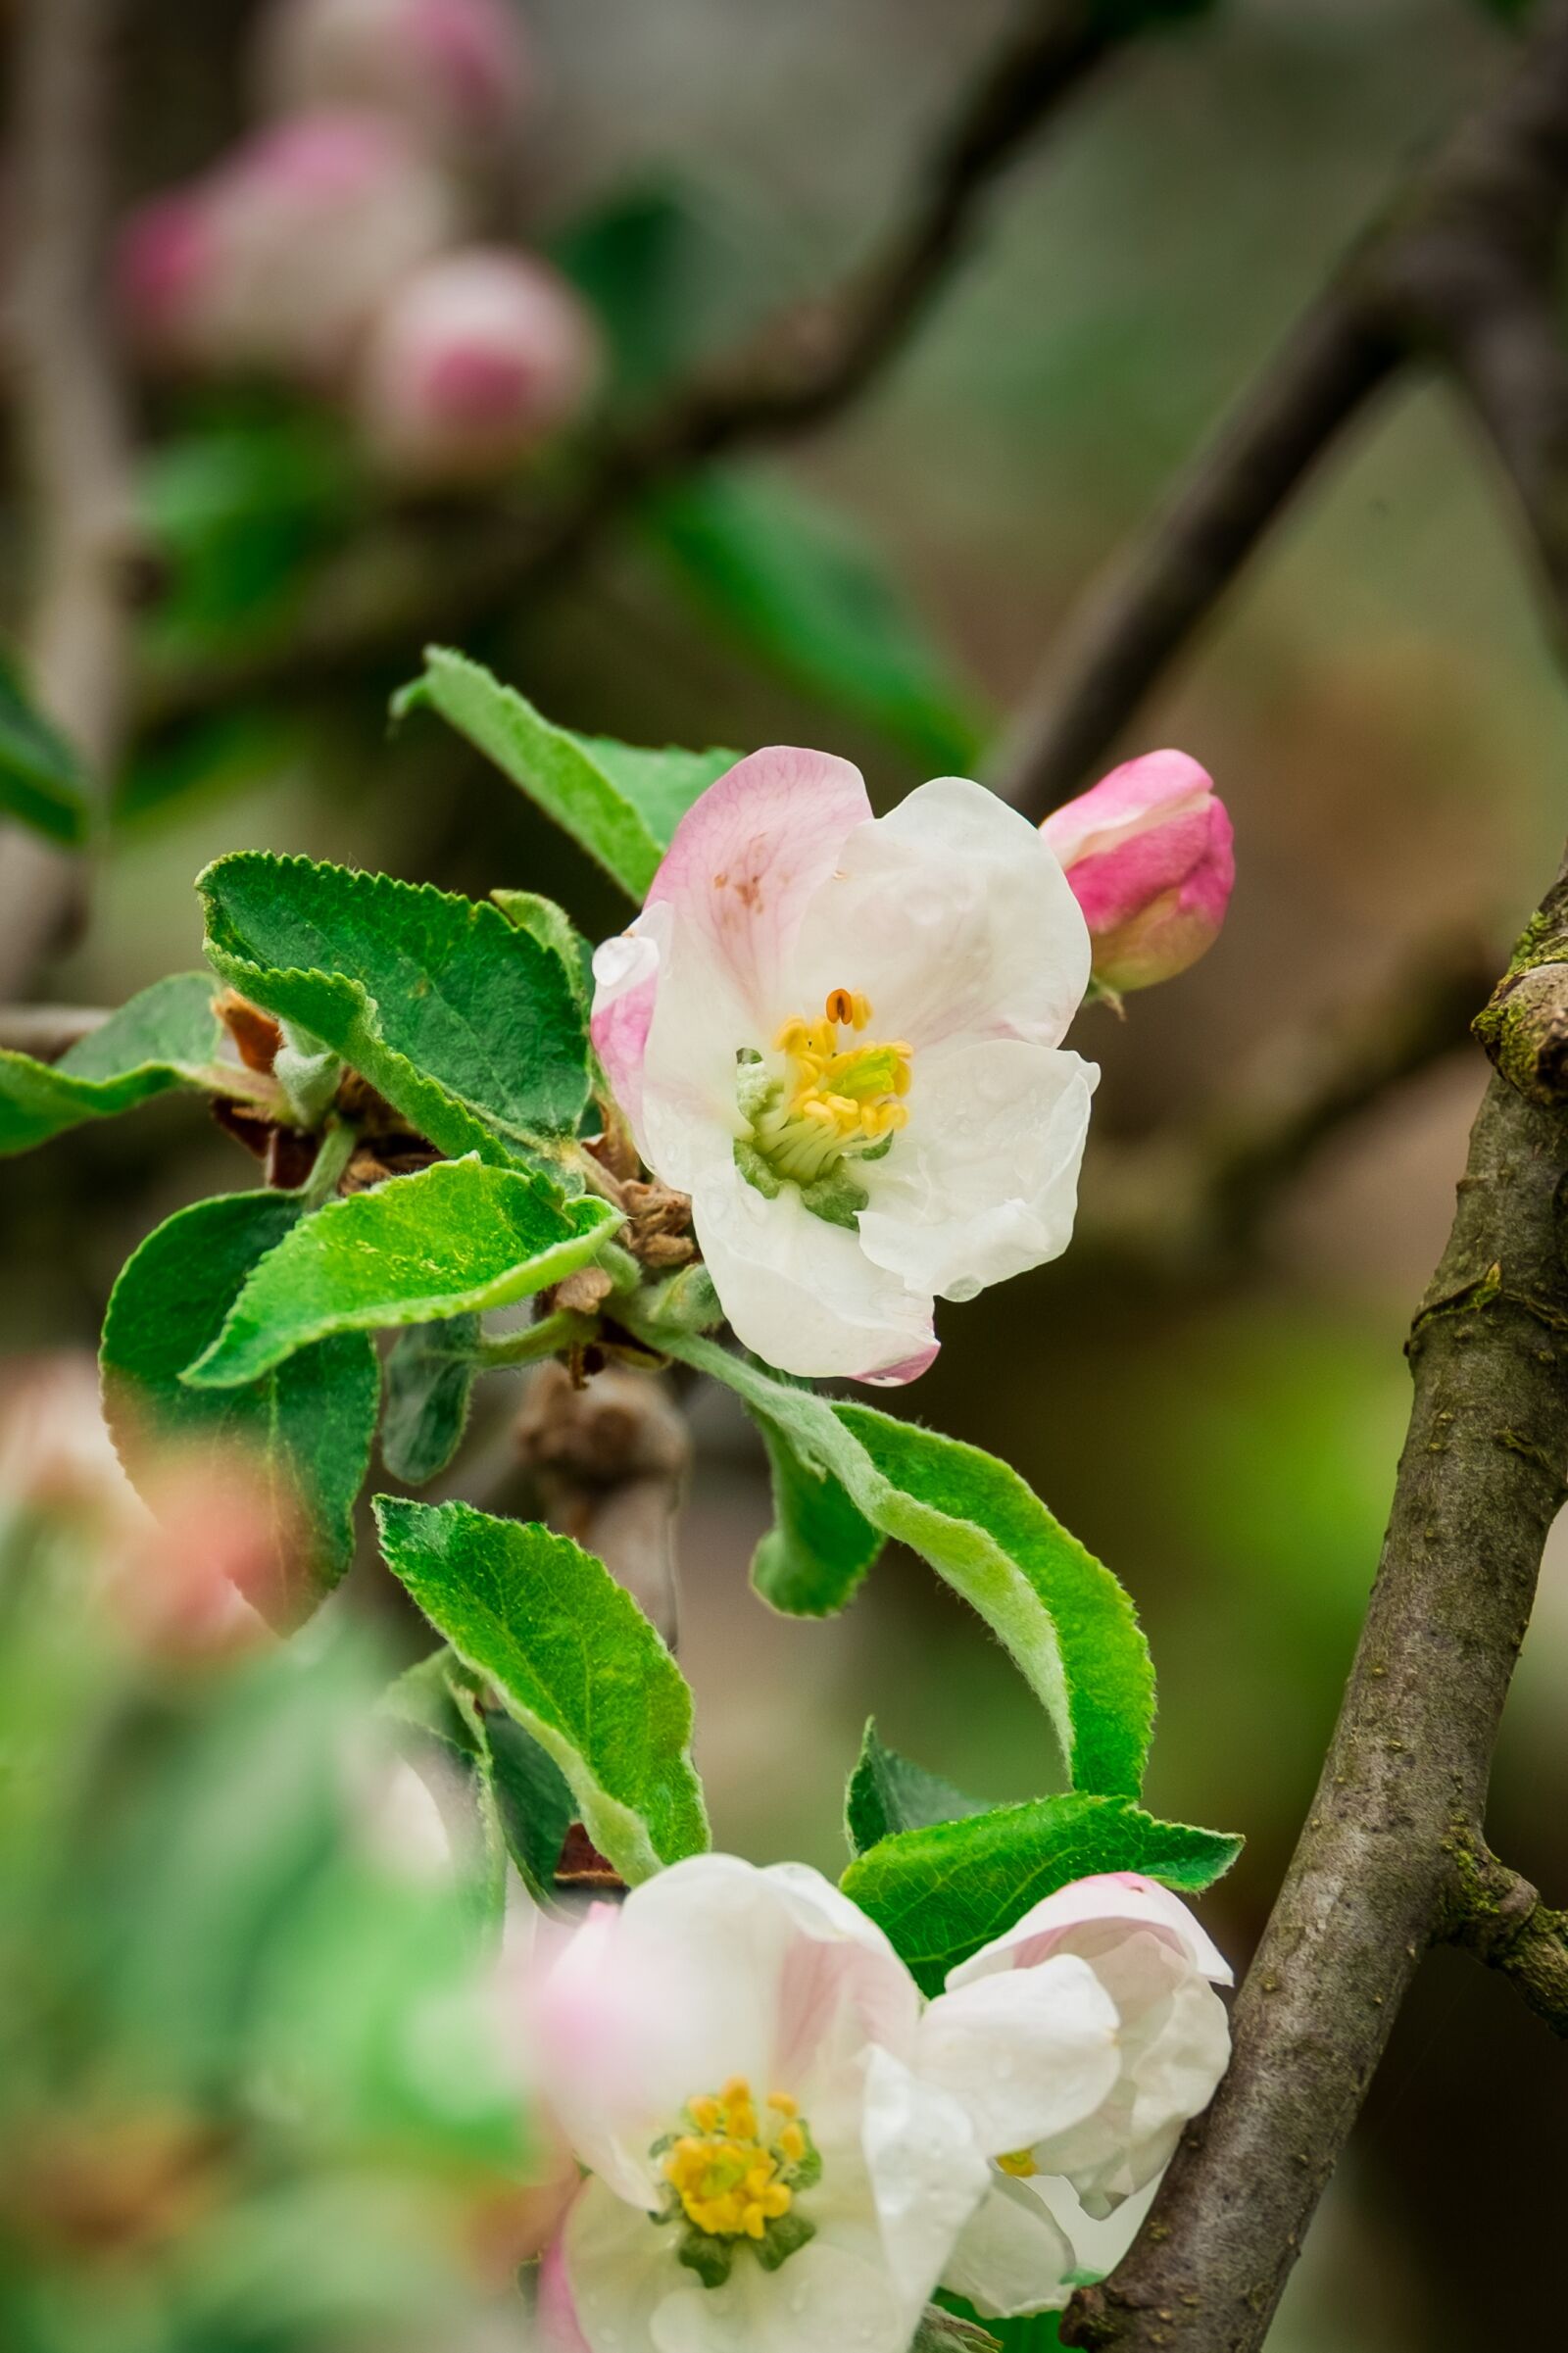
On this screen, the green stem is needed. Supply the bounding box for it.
[298,1116,356,1207]
[475,1308,597,1369]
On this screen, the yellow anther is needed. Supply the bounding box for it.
[768,2090,798,2118]
[824,987,871,1031]
[997,2148,1039,2180]
[662,2075,808,2241]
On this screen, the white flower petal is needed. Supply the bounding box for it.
[689,1160,934,1381]
[648,2238,910,2353]
[1027,1962,1229,2212]
[940,2174,1077,2321]
[859,2043,992,2336]
[858,1041,1097,1301]
[947,1874,1232,1991]
[558,2178,675,2353]
[916,1955,1121,2157]
[535,1857,793,2201]
[790,776,1090,1055]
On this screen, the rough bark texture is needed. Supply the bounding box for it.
[1063,859,1568,2353]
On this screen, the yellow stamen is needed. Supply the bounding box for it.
[752,991,912,1185]
[997,2148,1039,2180]
[662,2075,809,2241]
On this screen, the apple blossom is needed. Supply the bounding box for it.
[117,110,460,379]
[526,1854,1228,2352]
[1041,750,1233,996]
[255,0,532,158]
[353,249,599,481]
[935,1872,1233,2319]
[590,749,1097,1382]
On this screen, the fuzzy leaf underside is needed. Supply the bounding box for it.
[101,1191,379,1625]
[751,1413,884,1615]
[186,1156,621,1385]
[638,1330,1154,1800]
[373,1496,709,1884]
[380,1315,481,1486]
[0,973,243,1155]
[198,852,591,1168]
[843,1792,1242,1994]
[845,1720,989,1857]
[384,1646,576,1906]
[395,648,737,901]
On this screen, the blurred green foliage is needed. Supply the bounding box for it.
[0,1497,536,2353]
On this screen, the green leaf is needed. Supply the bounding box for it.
[138,415,359,660]
[395,648,737,901]
[101,1191,380,1624]
[643,469,987,774]
[846,1720,988,1857]
[491,888,593,1009]
[843,1792,1241,1994]
[384,1647,576,1907]
[752,1413,882,1616]
[380,1315,481,1485]
[0,647,91,845]
[0,972,258,1156]
[627,1327,1154,1799]
[373,1496,709,1883]
[933,2300,1057,2352]
[185,1155,622,1385]
[198,851,592,1167]
[550,178,755,400]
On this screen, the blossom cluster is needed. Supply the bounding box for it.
[118,0,598,482]
[519,1856,1232,2350]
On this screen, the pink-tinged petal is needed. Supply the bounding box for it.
[856,1338,941,1387]
[947,1873,1232,1990]
[645,746,871,1033]
[537,2223,595,2353]
[688,1158,934,1382]
[590,918,662,1146]
[1041,750,1215,868]
[1064,805,1219,935]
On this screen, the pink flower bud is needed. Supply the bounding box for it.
[1040,749,1234,995]
[255,0,532,156]
[353,248,599,480]
[116,109,461,379]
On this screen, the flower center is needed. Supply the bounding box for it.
[737,990,911,1211]
[997,2147,1040,2179]
[663,2078,805,2238]
[654,2077,820,2287]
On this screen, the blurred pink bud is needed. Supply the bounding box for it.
[255,0,532,155]
[1041,749,1234,995]
[353,248,598,480]
[116,110,461,379]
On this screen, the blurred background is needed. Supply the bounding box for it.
[4,0,1568,2345]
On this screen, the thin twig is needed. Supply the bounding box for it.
[0,0,134,994]
[136,0,1117,731]
[995,0,1568,814]
[1063,854,1568,2353]
[514,1363,689,1647]
[1445,1835,1568,2038]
